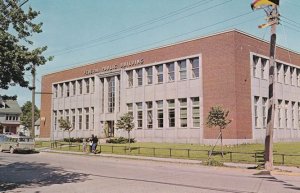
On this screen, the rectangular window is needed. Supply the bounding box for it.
[191,57,199,78]
[101,78,104,113]
[54,85,58,98]
[66,83,70,97]
[297,69,300,87]
[65,109,69,123]
[290,67,295,86]
[298,103,300,129]
[85,108,89,130]
[146,67,153,85]
[85,78,90,94]
[127,70,133,87]
[285,101,288,128]
[137,68,143,86]
[71,109,75,130]
[146,101,153,129]
[278,100,282,128]
[179,98,187,127]
[71,81,76,96]
[127,103,133,117]
[284,66,288,84]
[91,77,95,93]
[53,111,57,130]
[277,63,282,83]
[156,64,163,83]
[78,108,82,130]
[292,102,295,129]
[168,99,175,127]
[253,56,259,78]
[108,77,115,113]
[178,60,187,80]
[262,97,267,128]
[137,102,143,129]
[191,97,200,127]
[167,62,175,81]
[60,83,64,97]
[91,107,94,129]
[261,58,267,80]
[78,80,82,94]
[59,110,63,130]
[157,100,163,128]
[254,96,259,128]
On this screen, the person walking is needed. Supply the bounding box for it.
[89,135,94,153]
[82,138,87,152]
[93,136,99,154]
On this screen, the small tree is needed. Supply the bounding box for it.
[116,113,134,151]
[206,106,231,157]
[58,117,73,147]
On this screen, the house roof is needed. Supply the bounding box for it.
[0,100,22,114]
[35,118,40,126]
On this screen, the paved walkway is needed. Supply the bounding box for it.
[38,148,300,175]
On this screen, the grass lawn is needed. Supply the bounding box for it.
[36,141,300,166]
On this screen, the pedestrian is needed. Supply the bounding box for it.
[89,135,94,153]
[92,135,99,154]
[82,138,87,152]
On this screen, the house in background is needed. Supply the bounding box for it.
[35,118,40,137]
[0,96,22,134]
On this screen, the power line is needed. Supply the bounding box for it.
[281,23,300,34]
[280,20,300,31]
[281,15,300,28]
[47,0,213,55]
[52,0,233,57]
[40,10,254,74]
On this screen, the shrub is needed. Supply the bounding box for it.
[63,137,84,143]
[106,137,136,144]
[203,159,224,166]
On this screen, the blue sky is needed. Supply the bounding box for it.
[2,0,300,108]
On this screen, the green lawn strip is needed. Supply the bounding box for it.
[35,141,300,166]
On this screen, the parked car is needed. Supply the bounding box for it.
[0,135,35,153]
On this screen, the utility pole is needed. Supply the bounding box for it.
[31,64,36,138]
[251,0,280,171]
[265,4,279,171]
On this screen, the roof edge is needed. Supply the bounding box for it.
[43,29,300,77]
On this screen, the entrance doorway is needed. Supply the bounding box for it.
[107,121,114,137]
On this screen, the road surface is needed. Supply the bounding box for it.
[0,152,300,193]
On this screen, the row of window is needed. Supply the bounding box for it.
[5,115,19,121]
[53,107,94,130]
[253,55,300,86]
[254,96,300,129]
[126,57,199,87]
[127,97,200,129]
[53,77,95,98]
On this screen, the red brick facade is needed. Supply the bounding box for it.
[40,30,300,140]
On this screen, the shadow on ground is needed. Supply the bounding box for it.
[0,161,89,192]
[254,174,300,192]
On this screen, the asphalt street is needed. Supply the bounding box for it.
[0,152,300,193]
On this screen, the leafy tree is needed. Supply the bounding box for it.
[20,101,40,135]
[0,0,52,89]
[206,106,231,157]
[116,113,134,151]
[58,117,73,147]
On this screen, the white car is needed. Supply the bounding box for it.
[0,135,35,153]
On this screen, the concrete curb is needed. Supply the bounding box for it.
[38,148,300,174]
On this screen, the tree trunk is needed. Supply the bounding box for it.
[220,128,224,158]
[68,130,71,147]
[128,131,131,152]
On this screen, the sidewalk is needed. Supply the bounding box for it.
[38,148,300,175]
